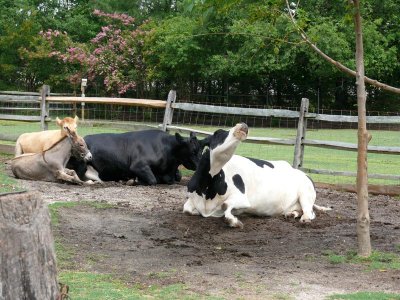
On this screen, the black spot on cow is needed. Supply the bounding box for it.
[246,157,274,169]
[188,149,228,200]
[207,129,229,150]
[232,174,245,194]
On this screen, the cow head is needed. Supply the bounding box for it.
[67,129,92,162]
[175,132,205,171]
[205,123,248,176]
[56,116,79,135]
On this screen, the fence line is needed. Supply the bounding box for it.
[0,87,399,190]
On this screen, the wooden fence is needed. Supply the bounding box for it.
[1,86,399,193]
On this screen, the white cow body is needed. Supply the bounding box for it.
[184,123,330,228]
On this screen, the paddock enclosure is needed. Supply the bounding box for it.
[1,87,399,191]
[3,168,400,299]
[1,88,400,298]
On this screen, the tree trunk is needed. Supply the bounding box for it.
[353,0,372,257]
[0,191,59,300]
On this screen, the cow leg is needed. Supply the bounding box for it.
[55,169,85,185]
[84,165,103,184]
[132,164,157,185]
[285,210,301,219]
[183,198,200,215]
[298,195,316,223]
[221,196,250,229]
[175,169,182,182]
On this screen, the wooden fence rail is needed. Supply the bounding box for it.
[0,86,399,190]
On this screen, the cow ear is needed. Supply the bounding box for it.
[74,115,79,123]
[200,135,210,148]
[56,117,62,126]
[175,132,185,144]
[189,132,197,139]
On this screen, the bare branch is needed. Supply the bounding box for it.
[285,0,400,94]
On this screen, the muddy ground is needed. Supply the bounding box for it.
[4,160,400,299]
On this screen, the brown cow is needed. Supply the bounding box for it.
[15,116,79,156]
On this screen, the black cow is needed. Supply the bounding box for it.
[70,130,205,185]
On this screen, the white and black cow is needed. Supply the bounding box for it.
[69,130,205,185]
[183,123,331,228]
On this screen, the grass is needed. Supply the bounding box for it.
[1,120,399,186]
[58,271,218,300]
[325,250,400,271]
[0,153,23,193]
[49,201,115,269]
[49,202,222,299]
[328,291,400,300]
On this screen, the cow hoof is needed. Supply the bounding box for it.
[300,218,311,223]
[126,179,135,186]
[225,217,244,229]
[234,220,244,229]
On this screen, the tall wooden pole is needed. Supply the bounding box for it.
[353,0,372,256]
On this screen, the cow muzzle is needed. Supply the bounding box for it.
[84,152,93,162]
[233,122,248,141]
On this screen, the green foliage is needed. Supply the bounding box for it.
[0,0,400,109]
[325,250,400,271]
[328,291,400,300]
[0,154,23,193]
[58,271,220,300]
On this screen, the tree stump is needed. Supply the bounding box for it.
[0,191,59,300]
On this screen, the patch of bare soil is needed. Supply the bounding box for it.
[5,160,400,299]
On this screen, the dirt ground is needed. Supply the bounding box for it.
[4,160,400,299]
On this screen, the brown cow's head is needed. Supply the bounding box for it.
[56,116,79,134]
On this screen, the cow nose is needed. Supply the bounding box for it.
[238,122,248,134]
[85,152,93,162]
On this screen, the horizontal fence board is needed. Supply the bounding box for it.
[308,113,400,124]
[174,103,300,118]
[0,107,41,111]
[0,133,19,142]
[0,91,40,96]
[316,183,400,196]
[167,125,297,145]
[0,95,40,102]
[0,114,47,121]
[0,144,14,154]
[46,96,167,108]
[302,167,400,180]
[303,139,400,154]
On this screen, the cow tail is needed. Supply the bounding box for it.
[313,204,332,211]
[15,138,23,156]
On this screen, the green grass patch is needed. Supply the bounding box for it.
[0,153,23,193]
[49,201,115,227]
[1,122,399,186]
[58,271,221,300]
[328,291,400,300]
[325,250,400,271]
[49,201,116,269]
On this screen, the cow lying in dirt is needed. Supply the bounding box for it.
[70,130,206,185]
[15,116,79,156]
[11,129,92,185]
[183,123,331,228]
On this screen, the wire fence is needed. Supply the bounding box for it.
[1,90,399,189]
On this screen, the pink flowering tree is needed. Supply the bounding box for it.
[33,10,146,96]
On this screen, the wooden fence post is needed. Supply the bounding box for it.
[162,90,176,131]
[293,98,309,169]
[40,85,50,131]
[0,191,59,300]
